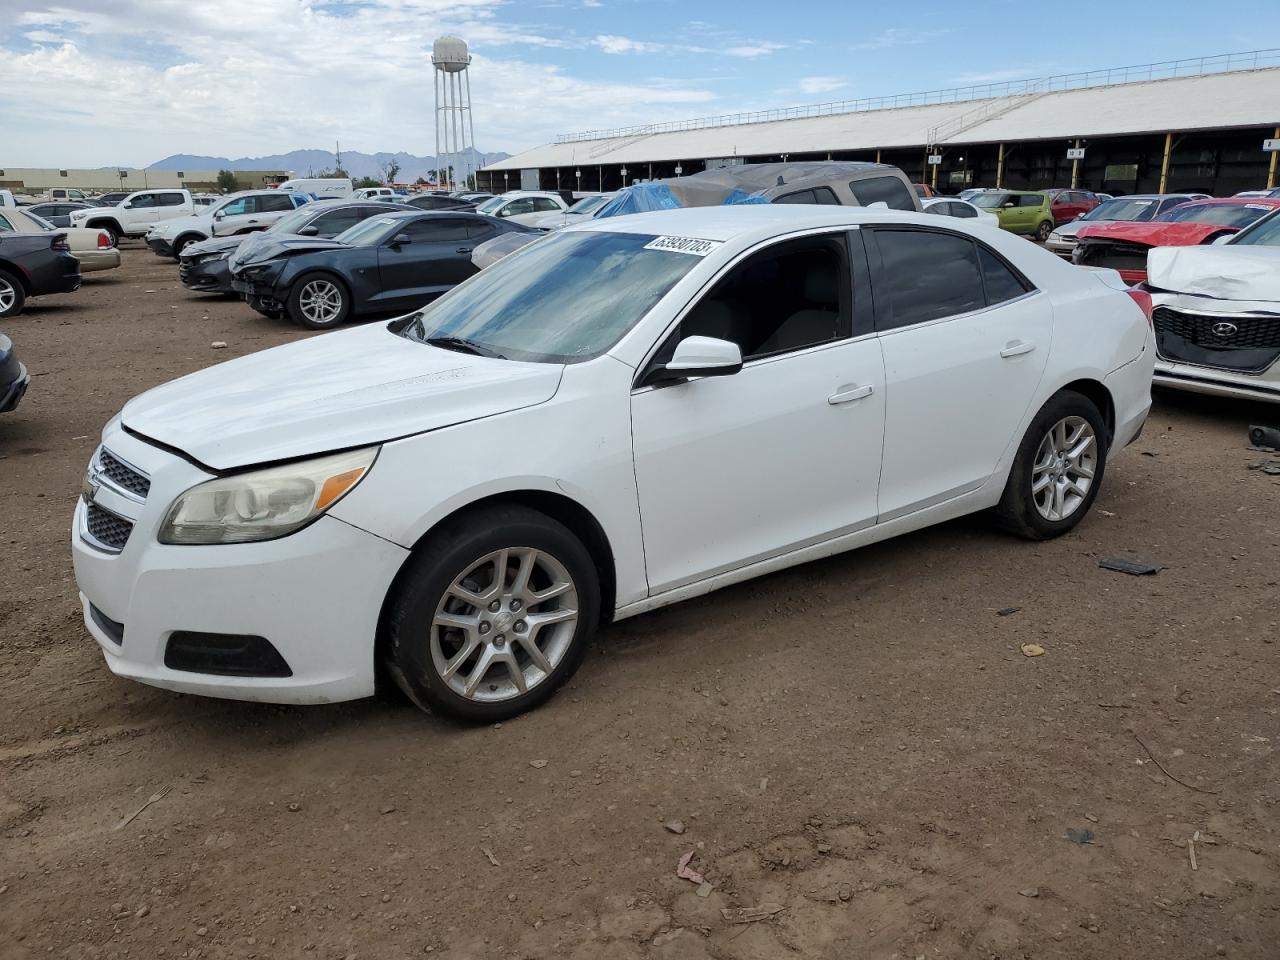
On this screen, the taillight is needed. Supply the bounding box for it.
[1126,288,1153,325]
[97,232,114,248]
[51,235,70,252]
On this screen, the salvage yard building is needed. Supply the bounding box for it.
[480,50,1280,198]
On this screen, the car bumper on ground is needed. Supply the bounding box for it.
[1,361,29,413]
[76,249,122,273]
[70,429,409,704]
[146,237,176,258]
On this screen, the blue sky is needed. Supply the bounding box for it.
[2,0,1278,166]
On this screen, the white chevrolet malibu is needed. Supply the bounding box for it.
[73,206,1154,722]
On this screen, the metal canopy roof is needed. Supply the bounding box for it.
[483,60,1280,172]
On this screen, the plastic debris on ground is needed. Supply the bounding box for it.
[676,850,704,885]
[1099,558,1163,576]
[1065,828,1096,845]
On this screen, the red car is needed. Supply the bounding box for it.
[1045,188,1100,224]
[1073,197,1280,284]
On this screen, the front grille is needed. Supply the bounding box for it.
[1154,306,1280,373]
[98,449,150,499]
[85,503,133,552]
[178,262,193,284]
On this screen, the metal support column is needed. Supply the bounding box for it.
[1071,139,1081,189]
[996,143,1005,188]
[1158,132,1173,194]
[1269,126,1280,189]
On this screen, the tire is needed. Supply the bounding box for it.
[0,269,26,318]
[172,234,200,259]
[993,390,1109,540]
[89,222,121,246]
[385,503,601,723]
[287,271,350,329]
[1034,220,1053,242]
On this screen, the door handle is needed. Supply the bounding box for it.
[456,247,473,254]
[828,384,874,405]
[1000,340,1036,358]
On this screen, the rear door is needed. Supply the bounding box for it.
[867,226,1052,519]
[153,192,188,223]
[253,192,296,230]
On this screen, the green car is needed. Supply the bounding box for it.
[971,190,1055,241]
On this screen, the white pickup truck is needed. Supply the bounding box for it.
[69,188,193,244]
[42,188,92,202]
[143,190,308,258]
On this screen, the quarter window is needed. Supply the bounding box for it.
[848,176,916,211]
[872,229,985,330]
[673,234,852,360]
[978,247,1031,305]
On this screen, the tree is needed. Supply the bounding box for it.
[414,176,427,186]
[353,176,381,189]
[215,169,238,193]
[381,158,401,184]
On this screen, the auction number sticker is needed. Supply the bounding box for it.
[644,236,722,256]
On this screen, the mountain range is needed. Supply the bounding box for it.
[144,148,512,181]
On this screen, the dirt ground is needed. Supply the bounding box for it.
[1,245,1278,960]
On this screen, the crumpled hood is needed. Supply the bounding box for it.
[1075,221,1235,247]
[182,235,245,260]
[121,323,564,470]
[1147,245,1280,301]
[230,235,346,270]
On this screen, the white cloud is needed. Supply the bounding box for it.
[797,76,846,95]
[853,28,947,51]
[592,34,666,54]
[723,41,788,58]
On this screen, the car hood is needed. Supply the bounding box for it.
[230,236,346,269]
[1147,245,1280,301]
[1054,218,1124,238]
[120,323,565,470]
[182,235,245,259]
[1075,221,1233,246]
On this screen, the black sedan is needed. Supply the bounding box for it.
[0,332,30,413]
[179,200,414,296]
[229,211,533,329]
[0,232,81,317]
[26,201,95,227]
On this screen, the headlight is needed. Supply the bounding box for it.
[1048,232,1062,242]
[158,447,378,545]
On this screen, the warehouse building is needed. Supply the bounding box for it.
[0,168,289,197]
[480,51,1280,198]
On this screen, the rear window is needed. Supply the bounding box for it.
[849,176,916,211]
[873,230,985,329]
[1018,195,1044,208]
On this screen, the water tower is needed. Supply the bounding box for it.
[432,36,476,191]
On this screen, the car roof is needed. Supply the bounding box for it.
[1177,196,1280,208]
[575,204,962,243]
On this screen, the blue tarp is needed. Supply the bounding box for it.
[595,182,768,220]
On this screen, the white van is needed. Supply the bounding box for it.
[276,178,353,200]
[353,187,396,200]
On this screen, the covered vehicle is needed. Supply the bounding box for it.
[1145,208,1280,403]
[179,200,414,296]
[0,332,30,413]
[0,231,81,318]
[0,206,120,274]
[229,210,533,328]
[1074,198,1280,283]
[1045,194,1204,257]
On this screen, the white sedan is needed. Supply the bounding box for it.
[922,196,999,225]
[73,206,1154,722]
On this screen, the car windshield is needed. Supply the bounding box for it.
[971,193,1010,209]
[1229,209,1280,246]
[334,216,401,246]
[393,231,701,364]
[475,197,506,215]
[567,195,609,215]
[1156,202,1275,227]
[1082,198,1159,222]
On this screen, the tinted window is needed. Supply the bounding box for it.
[950,202,978,219]
[259,194,294,213]
[311,208,364,236]
[849,176,916,211]
[1018,195,1044,207]
[158,193,186,207]
[0,214,13,232]
[129,194,158,208]
[531,197,560,212]
[873,230,985,330]
[774,187,840,206]
[500,198,536,217]
[403,217,470,242]
[677,234,851,359]
[979,246,1030,305]
[467,220,497,241]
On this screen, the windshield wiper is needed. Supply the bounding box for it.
[425,336,506,360]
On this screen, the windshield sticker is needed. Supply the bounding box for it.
[1245,204,1270,211]
[1129,200,1152,206]
[643,236,722,256]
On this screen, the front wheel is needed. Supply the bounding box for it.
[0,269,25,318]
[994,390,1108,540]
[1034,220,1053,242]
[287,272,350,329]
[385,504,601,722]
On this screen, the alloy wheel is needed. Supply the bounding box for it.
[298,279,343,325]
[430,547,579,702]
[0,277,14,314]
[1031,416,1097,521]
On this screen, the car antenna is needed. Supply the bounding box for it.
[776,176,785,186]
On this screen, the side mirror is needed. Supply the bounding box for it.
[645,336,743,386]
[122,201,133,209]
[297,225,319,236]
[1211,234,1233,245]
[1002,202,1015,208]
[390,233,412,246]
[213,210,225,219]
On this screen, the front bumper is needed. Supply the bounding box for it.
[1154,362,1280,403]
[180,256,233,294]
[71,428,409,704]
[1,361,29,413]
[147,237,176,258]
[77,249,122,273]
[1045,237,1077,258]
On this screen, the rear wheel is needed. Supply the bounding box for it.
[385,504,600,723]
[1034,219,1053,242]
[0,269,25,318]
[994,390,1108,540]
[90,222,121,246]
[287,272,350,329]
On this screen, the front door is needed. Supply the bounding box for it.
[866,226,1052,520]
[630,230,886,595]
[375,217,475,310]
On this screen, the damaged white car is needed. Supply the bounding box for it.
[1146,209,1280,403]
